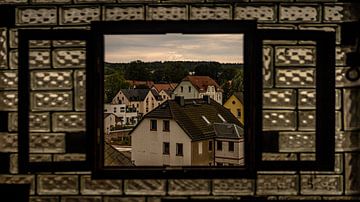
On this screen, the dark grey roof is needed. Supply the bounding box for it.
[142,98,243,141]
[213,123,243,139]
[104,142,134,166]
[120,89,150,101]
[151,89,163,101]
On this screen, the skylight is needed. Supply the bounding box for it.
[201,115,211,125]
[217,114,227,123]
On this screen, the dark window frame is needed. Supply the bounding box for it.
[150,119,157,131]
[176,143,183,156]
[229,141,235,152]
[163,120,170,132]
[163,142,170,155]
[217,141,222,151]
[89,20,261,179]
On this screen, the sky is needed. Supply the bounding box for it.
[104,34,243,64]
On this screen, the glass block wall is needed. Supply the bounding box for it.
[0,0,359,201]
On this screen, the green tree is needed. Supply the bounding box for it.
[194,62,221,81]
[124,60,151,81]
[104,71,129,103]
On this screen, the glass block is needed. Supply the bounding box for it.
[37,175,78,195]
[336,131,360,152]
[0,133,17,152]
[279,132,315,152]
[263,110,296,131]
[212,179,254,195]
[344,88,360,130]
[0,70,18,90]
[256,175,298,195]
[16,7,57,26]
[275,68,316,88]
[60,197,102,202]
[103,197,145,202]
[74,70,86,111]
[8,112,51,132]
[0,0,27,3]
[168,180,210,195]
[301,175,343,195]
[0,28,7,69]
[298,24,340,45]
[298,89,315,109]
[29,49,51,68]
[30,91,73,111]
[0,91,18,111]
[75,0,115,2]
[298,111,316,131]
[29,154,52,162]
[29,133,65,153]
[80,175,122,195]
[30,70,73,90]
[279,5,319,22]
[52,112,86,132]
[53,153,86,161]
[32,0,71,3]
[9,49,18,69]
[336,46,349,66]
[29,40,51,48]
[52,49,86,68]
[300,153,342,174]
[263,89,296,109]
[9,154,18,174]
[124,180,165,195]
[263,46,273,88]
[53,40,86,47]
[263,40,298,45]
[345,153,360,195]
[9,29,17,49]
[278,196,322,200]
[103,6,144,21]
[190,6,231,20]
[275,46,316,66]
[336,67,360,87]
[147,6,187,20]
[258,24,297,30]
[262,153,297,161]
[335,89,341,110]
[60,6,101,25]
[234,5,276,22]
[336,111,342,131]
[323,5,351,22]
[0,175,35,195]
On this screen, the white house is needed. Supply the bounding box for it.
[130,96,243,166]
[104,113,116,135]
[172,75,223,104]
[104,104,138,126]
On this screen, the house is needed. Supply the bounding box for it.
[130,96,243,166]
[172,75,223,104]
[213,123,244,166]
[104,113,116,134]
[151,83,177,103]
[111,89,163,116]
[223,92,244,125]
[104,104,138,127]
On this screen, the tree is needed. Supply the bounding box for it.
[194,62,221,81]
[104,71,129,103]
[124,60,151,81]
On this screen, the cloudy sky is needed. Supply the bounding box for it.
[105,34,243,64]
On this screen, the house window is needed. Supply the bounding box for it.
[188,86,191,93]
[198,142,202,154]
[180,86,183,93]
[163,142,170,155]
[150,120,157,131]
[217,162,223,166]
[208,140,212,151]
[114,107,117,113]
[163,120,170,131]
[217,141,222,151]
[176,143,183,156]
[229,141,234,152]
[237,109,241,117]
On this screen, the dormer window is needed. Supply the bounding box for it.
[217,114,226,123]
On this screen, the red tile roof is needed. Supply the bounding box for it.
[152,83,177,92]
[182,76,221,92]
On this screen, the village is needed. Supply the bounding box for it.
[104,74,245,167]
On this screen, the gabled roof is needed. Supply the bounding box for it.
[119,89,150,102]
[182,76,221,93]
[150,89,163,101]
[126,80,154,88]
[104,142,134,166]
[104,113,115,119]
[213,123,243,139]
[140,98,243,141]
[152,83,177,92]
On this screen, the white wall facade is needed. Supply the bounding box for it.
[131,118,192,166]
[172,81,199,99]
[104,114,116,134]
[214,138,244,166]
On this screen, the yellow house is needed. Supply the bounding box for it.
[223,92,244,125]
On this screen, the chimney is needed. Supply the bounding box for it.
[175,96,185,107]
[203,95,211,104]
